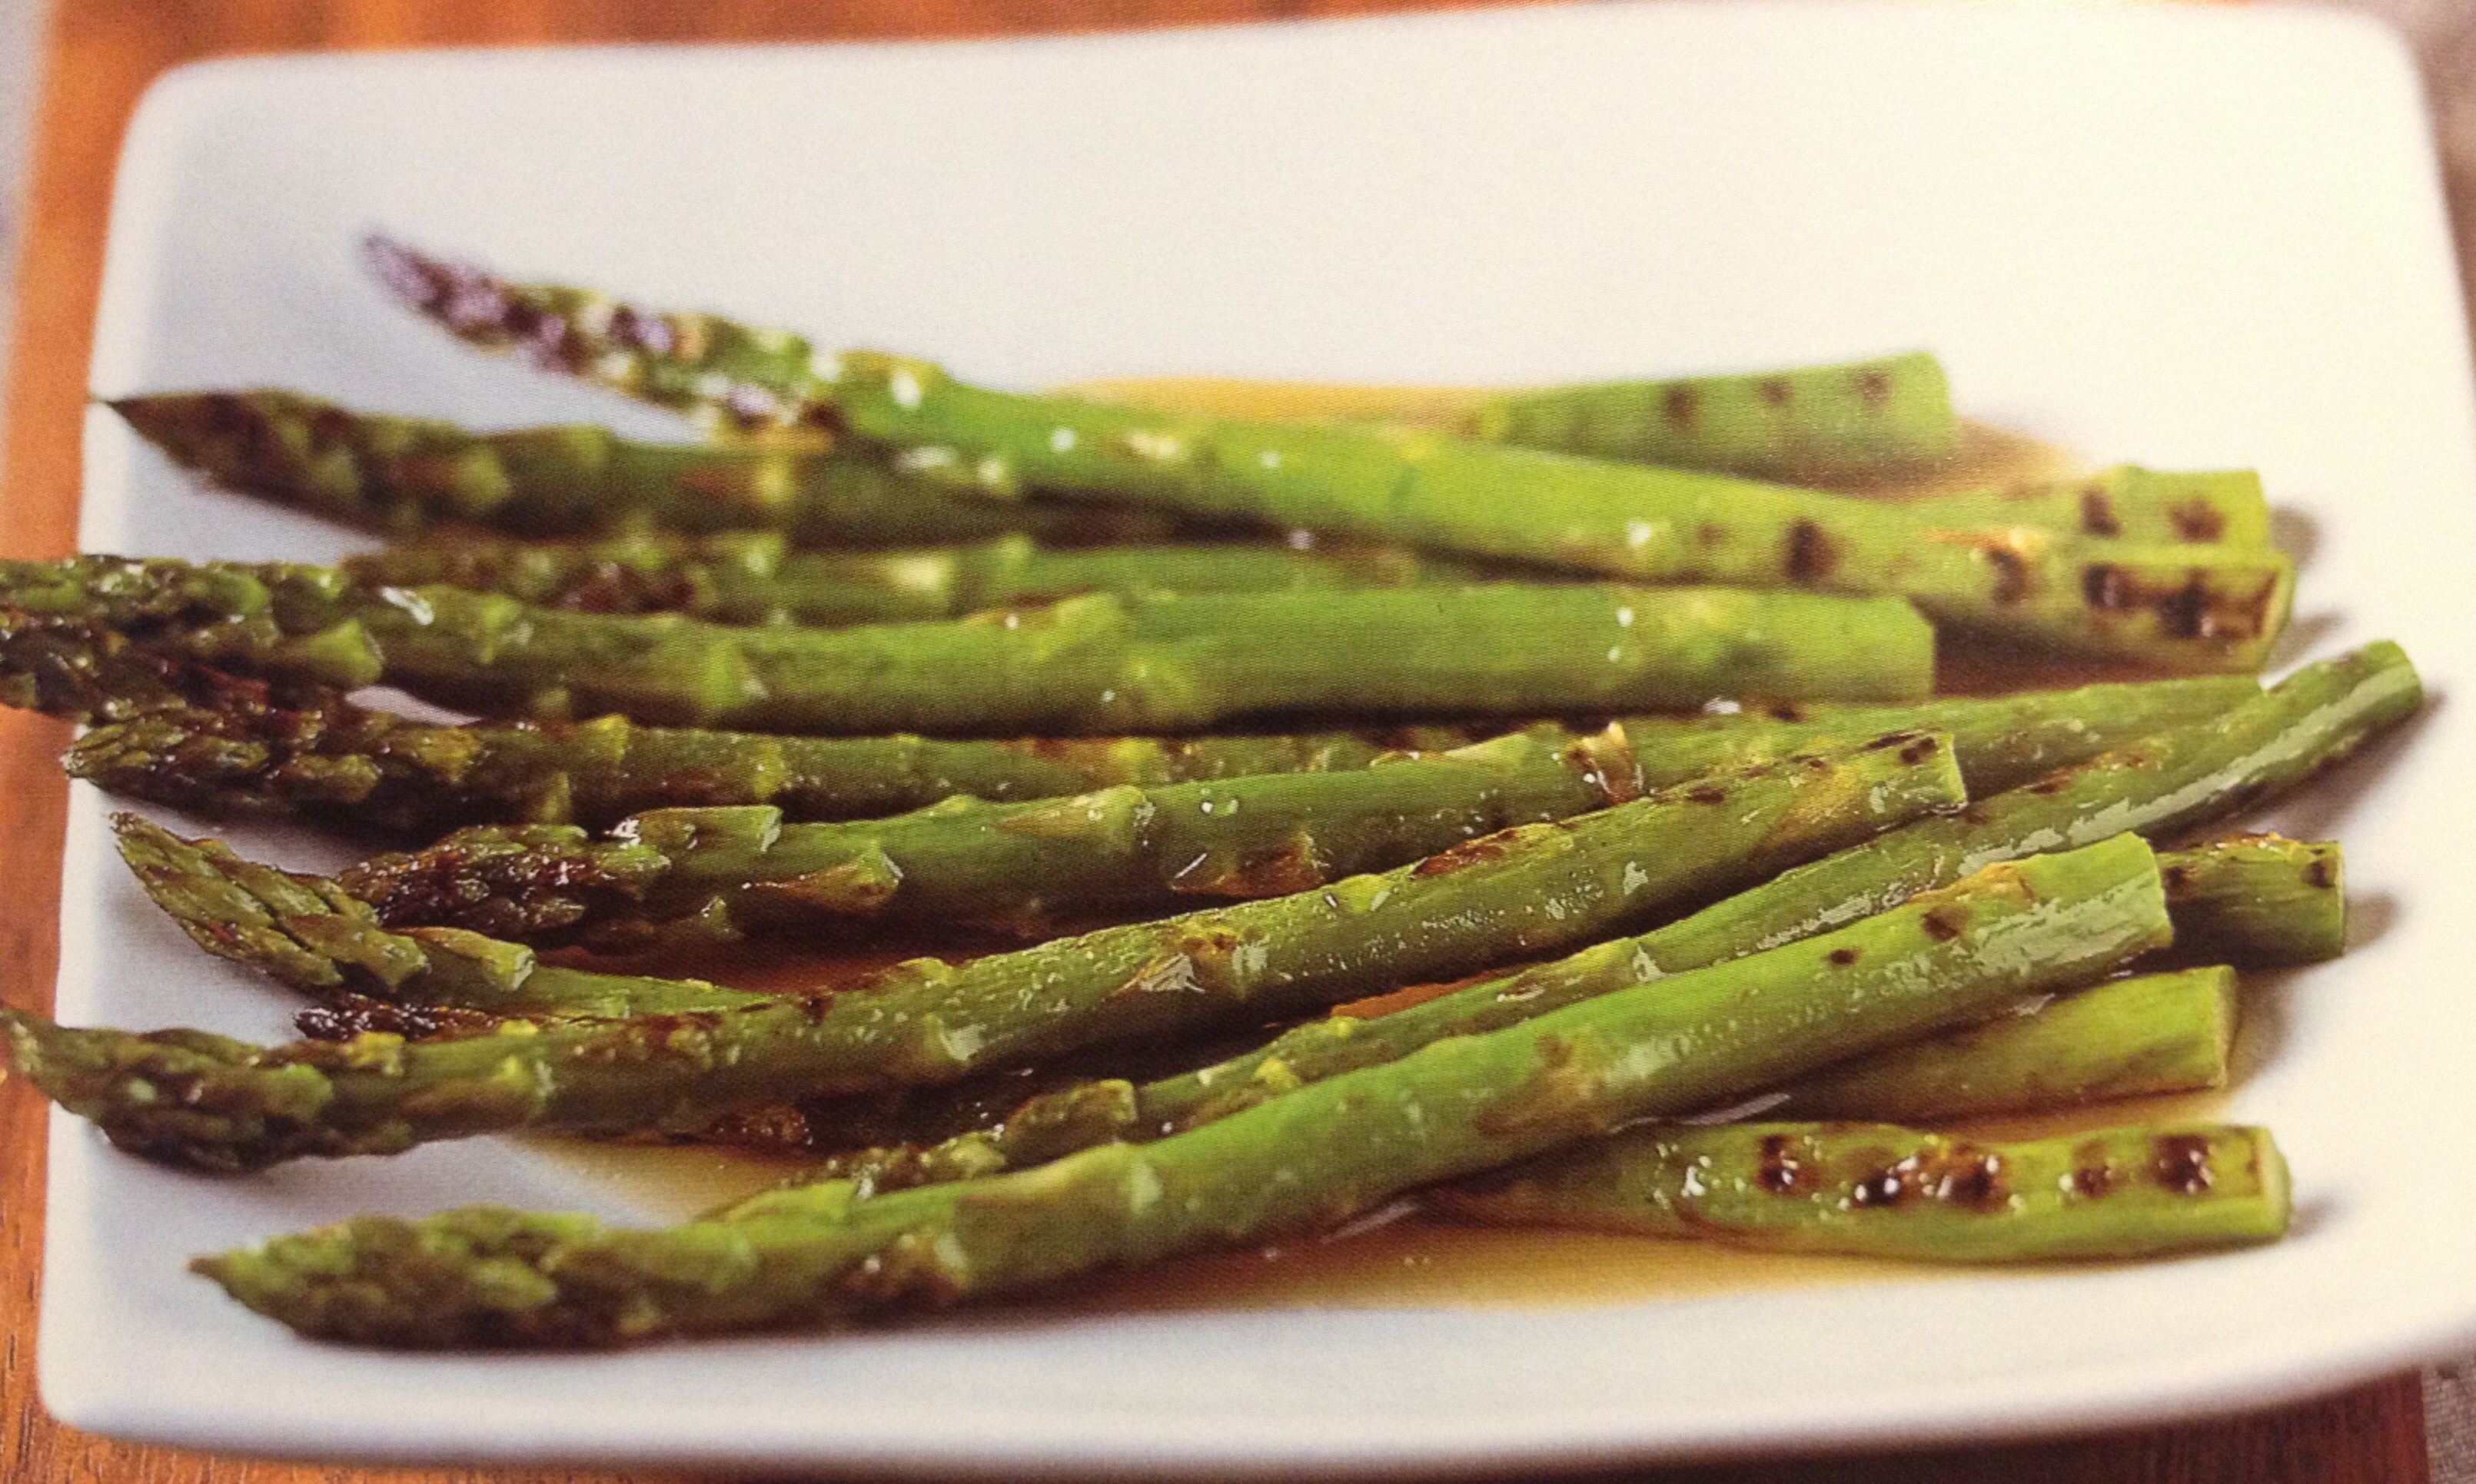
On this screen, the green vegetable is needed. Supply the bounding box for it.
[55,646,2245,835]
[338,530,1489,626]
[52,735,1965,1169]
[1776,965,2238,1124]
[1464,352,1959,482]
[109,388,1187,547]
[1895,466,2270,549]
[1435,1120,2288,1263]
[336,678,2261,949]
[63,682,1484,835]
[337,723,1655,945]
[191,835,2173,1346]
[372,242,2292,673]
[787,646,2406,1190]
[2160,834,2346,966]
[0,556,1938,730]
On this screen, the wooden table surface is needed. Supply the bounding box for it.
[0,2,2439,1481]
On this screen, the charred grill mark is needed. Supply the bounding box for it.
[1929,1149,2010,1213]
[1684,784,1730,805]
[2079,486,2123,538]
[2153,1134,2216,1194]
[1757,1134,1805,1193]
[1663,384,1701,427]
[1899,735,1940,765]
[1697,522,1727,549]
[2171,500,2228,543]
[1757,377,1793,408]
[1412,833,1520,877]
[1783,520,1837,585]
[1764,702,1810,722]
[1919,905,1969,942]
[2079,487,2119,539]
[2159,579,2211,640]
[1864,729,1923,751]
[1850,1168,1906,1207]
[1852,368,1892,410]
[1826,947,1861,968]
[2083,563,2274,642]
[1986,546,2029,605]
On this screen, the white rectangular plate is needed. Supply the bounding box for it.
[45,2,2476,1472]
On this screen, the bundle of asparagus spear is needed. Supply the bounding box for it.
[0,237,2419,1349]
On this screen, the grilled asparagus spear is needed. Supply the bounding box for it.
[191,836,2173,1346]
[774,645,2408,1189]
[371,241,2292,673]
[38,734,1965,1169]
[0,556,1937,730]
[110,387,1188,546]
[338,530,1488,626]
[1435,1120,2287,1263]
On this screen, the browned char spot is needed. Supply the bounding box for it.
[1919,905,1969,941]
[1986,546,2029,605]
[1826,947,1860,968]
[1411,833,1520,877]
[2079,485,2123,538]
[2171,500,2227,543]
[2304,856,2338,890]
[1783,520,1836,585]
[1852,369,1891,410]
[1899,735,1940,765]
[1757,1134,1805,1193]
[1757,377,1792,407]
[1684,784,1730,805]
[2152,1134,2216,1194]
[1663,383,1700,427]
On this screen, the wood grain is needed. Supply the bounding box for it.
[0,2,2432,1480]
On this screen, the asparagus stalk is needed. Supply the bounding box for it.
[48,735,1965,1168]
[1434,1120,2287,1263]
[1149,643,2411,1120]
[190,836,2174,1346]
[786,647,2407,1189]
[56,649,2246,833]
[1773,965,2238,1124]
[372,243,2292,673]
[1614,673,2258,799]
[109,388,1188,547]
[337,530,1489,626]
[338,723,1657,945]
[1464,353,1959,482]
[0,556,1938,730]
[1899,466,2271,549]
[338,676,2255,948]
[2161,834,2346,966]
[63,682,1485,834]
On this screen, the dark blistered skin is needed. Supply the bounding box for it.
[1436,1120,2288,1263]
[0,555,1938,733]
[374,241,2291,673]
[30,740,1963,1171]
[190,838,2169,1346]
